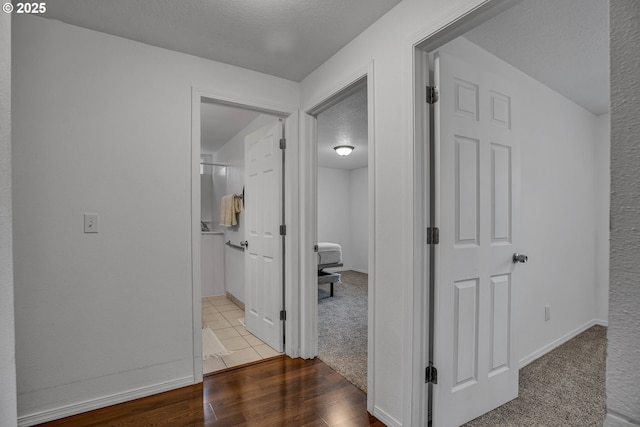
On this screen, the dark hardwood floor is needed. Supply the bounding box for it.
[38,357,384,427]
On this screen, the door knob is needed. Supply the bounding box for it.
[513,253,528,263]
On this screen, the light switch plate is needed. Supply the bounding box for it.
[84,213,98,233]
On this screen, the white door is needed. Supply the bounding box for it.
[432,49,522,426]
[244,121,284,352]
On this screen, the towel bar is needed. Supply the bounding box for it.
[226,240,246,251]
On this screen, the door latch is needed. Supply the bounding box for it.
[513,253,528,263]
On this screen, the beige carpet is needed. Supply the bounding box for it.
[464,325,606,426]
[317,270,368,392]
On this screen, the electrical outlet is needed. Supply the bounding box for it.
[84,213,98,233]
[545,305,551,322]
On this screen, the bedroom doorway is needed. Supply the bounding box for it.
[410,0,610,424]
[305,74,374,397]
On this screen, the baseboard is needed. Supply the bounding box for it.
[605,412,640,426]
[594,318,609,327]
[225,291,245,310]
[18,376,195,427]
[519,319,606,368]
[373,406,402,427]
[349,267,369,274]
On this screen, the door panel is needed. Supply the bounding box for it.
[244,121,283,352]
[433,49,521,426]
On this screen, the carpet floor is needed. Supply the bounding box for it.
[318,270,368,392]
[464,325,606,426]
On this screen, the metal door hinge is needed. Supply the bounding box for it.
[426,86,439,104]
[280,138,286,150]
[280,310,287,321]
[427,227,439,245]
[313,244,319,252]
[426,363,438,384]
[280,225,286,236]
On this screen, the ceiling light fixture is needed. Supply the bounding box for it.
[334,145,354,156]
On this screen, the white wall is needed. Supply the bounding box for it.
[212,115,279,303]
[317,167,352,267]
[0,11,18,427]
[350,167,369,272]
[11,15,298,424]
[607,1,640,426]
[301,1,608,422]
[317,166,368,273]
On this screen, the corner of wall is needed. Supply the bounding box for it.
[0,10,18,427]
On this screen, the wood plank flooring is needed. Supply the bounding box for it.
[38,357,384,427]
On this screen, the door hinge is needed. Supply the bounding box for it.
[426,86,439,104]
[280,138,286,150]
[427,227,439,245]
[280,225,286,236]
[426,363,438,384]
[280,310,287,321]
[313,244,319,252]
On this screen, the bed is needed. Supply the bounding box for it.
[317,242,342,297]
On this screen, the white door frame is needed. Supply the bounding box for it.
[190,86,300,382]
[407,1,523,425]
[300,61,376,411]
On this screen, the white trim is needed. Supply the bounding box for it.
[299,112,318,360]
[519,319,608,368]
[190,87,299,368]
[17,376,194,427]
[373,405,402,427]
[299,60,376,412]
[604,412,640,427]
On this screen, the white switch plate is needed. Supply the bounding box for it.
[84,213,98,233]
[545,305,551,322]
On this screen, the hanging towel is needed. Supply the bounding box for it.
[233,194,244,217]
[220,194,244,227]
[220,194,235,227]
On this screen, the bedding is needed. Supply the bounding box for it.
[317,242,342,267]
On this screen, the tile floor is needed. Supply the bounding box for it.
[202,295,282,375]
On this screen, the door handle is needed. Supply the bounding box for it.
[240,240,249,248]
[513,253,528,263]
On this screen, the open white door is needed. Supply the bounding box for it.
[244,120,284,353]
[431,49,523,426]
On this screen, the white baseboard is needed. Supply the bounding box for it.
[18,376,195,427]
[373,406,402,427]
[519,319,607,368]
[605,412,640,427]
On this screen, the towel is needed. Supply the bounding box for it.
[220,194,243,227]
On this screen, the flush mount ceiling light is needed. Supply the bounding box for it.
[334,145,355,156]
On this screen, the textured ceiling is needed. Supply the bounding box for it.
[317,86,368,170]
[200,100,262,154]
[464,0,609,115]
[40,0,401,82]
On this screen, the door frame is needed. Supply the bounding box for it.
[190,86,299,382]
[300,61,376,411]
[408,0,524,425]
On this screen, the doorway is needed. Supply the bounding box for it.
[412,0,610,425]
[302,69,375,408]
[191,90,298,379]
[315,82,369,392]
